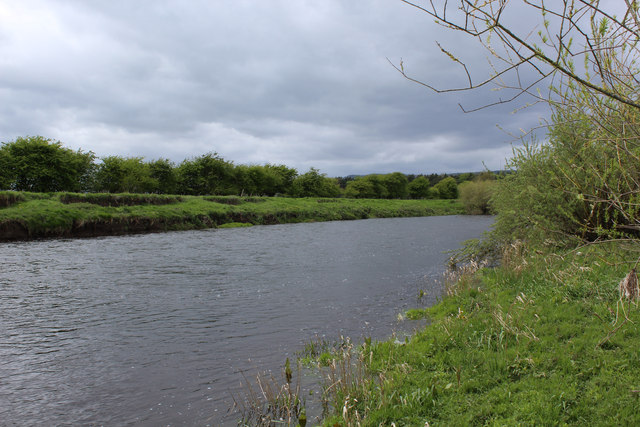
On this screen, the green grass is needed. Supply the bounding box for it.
[0,191,464,240]
[318,243,640,426]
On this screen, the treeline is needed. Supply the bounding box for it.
[0,136,492,200]
[339,174,460,199]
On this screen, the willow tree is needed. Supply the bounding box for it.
[395,0,640,111]
[397,0,640,248]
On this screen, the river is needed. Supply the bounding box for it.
[0,215,493,426]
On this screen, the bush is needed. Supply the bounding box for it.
[291,168,341,198]
[345,178,377,198]
[177,153,237,195]
[491,101,640,246]
[93,156,158,193]
[407,176,436,199]
[433,176,458,199]
[459,179,496,215]
[0,136,95,192]
[58,192,182,207]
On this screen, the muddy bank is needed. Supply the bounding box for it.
[0,210,375,241]
[0,216,214,241]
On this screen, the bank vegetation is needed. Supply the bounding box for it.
[0,136,495,201]
[0,192,463,241]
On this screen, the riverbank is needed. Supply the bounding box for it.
[0,191,463,241]
[316,242,640,425]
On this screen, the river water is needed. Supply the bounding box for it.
[0,215,493,426]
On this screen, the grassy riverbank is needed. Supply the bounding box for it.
[316,243,640,426]
[0,191,463,241]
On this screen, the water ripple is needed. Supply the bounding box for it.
[0,215,492,426]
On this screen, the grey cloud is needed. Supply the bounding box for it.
[0,0,545,176]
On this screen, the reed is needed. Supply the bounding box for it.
[233,359,304,427]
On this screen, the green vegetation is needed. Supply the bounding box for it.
[0,136,492,201]
[407,176,436,199]
[432,176,459,200]
[459,173,497,215]
[0,136,95,193]
[235,358,304,427]
[490,101,640,246]
[0,191,463,240]
[290,168,341,198]
[317,243,640,426]
[344,173,409,199]
[0,137,490,241]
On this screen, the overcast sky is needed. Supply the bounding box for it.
[0,0,547,176]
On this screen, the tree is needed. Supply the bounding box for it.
[344,175,392,199]
[0,147,13,190]
[94,156,157,193]
[177,153,236,195]
[0,136,95,192]
[345,178,377,198]
[365,175,390,199]
[455,172,475,184]
[93,156,125,193]
[345,173,410,199]
[399,1,640,244]
[238,164,299,196]
[265,164,297,195]
[433,176,459,199]
[407,175,434,199]
[395,1,640,113]
[336,175,356,189]
[427,173,444,187]
[291,168,341,198]
[383,172,409,199]
[148,158,177,194]
[234,165,259,196]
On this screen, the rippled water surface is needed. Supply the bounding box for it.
[0,215,493,425]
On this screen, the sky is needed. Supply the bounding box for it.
[0,0,548,177]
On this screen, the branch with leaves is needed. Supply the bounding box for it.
[396,0,640,112]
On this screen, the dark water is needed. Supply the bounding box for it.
[0,215,493,426]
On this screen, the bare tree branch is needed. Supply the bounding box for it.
[395,0,640,111]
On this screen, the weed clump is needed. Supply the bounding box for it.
[233,360,304,427]
[619,268,639,300]
[0,191,25,208]
[58,192,182,206]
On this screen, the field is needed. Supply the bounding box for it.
[0,191,463,241]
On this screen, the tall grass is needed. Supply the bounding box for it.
[233,359,305,427]
[57,192,183,206]
[0,191,25,208]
